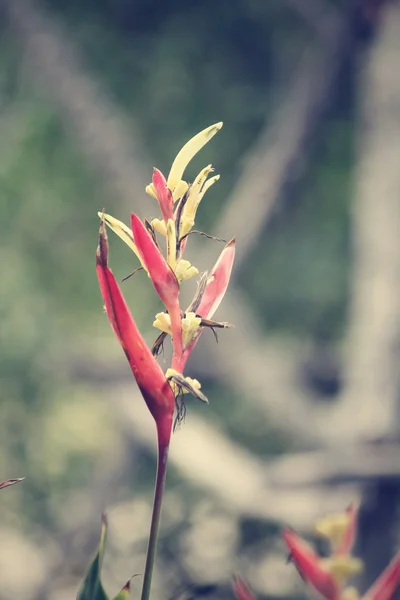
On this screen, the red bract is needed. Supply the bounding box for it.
[366,553,400,600]
[130,212,183,365]
[196,238,235,319]
[283,529,340,600]
[96,219,175,445]
[130,213,179,310]
[152,168,174,224]
[181,238,235,367]
[233,577,256,600]
[336,503,358,556]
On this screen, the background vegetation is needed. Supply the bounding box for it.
[0,0,399,599]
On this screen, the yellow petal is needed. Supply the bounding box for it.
[167,122,223,191]
[153,312,172,334]
[322,556,363,585]
[145,183,157,198]
[98,212,144,266]
[181,311,202,348]
[151,218,167,236]
[165,368,202,395]
[175,259,199,282]
[185,376,201,391]
[166,219,177,269]
[179,216,195,239]
[178,165,215,238]
[315,512,351,549]
[172,180,189,202]
[198,173,220,202]
[341,588,360,600]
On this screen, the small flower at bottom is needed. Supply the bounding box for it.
[283,529,341,600]
[232,577,256,600]
[165,368,208,404]
[315,502,359,555]
[153,311,202,349]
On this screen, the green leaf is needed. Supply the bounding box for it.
[77,514,109,600]
[112,581,131,600]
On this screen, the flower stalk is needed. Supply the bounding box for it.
[141,422,171,600]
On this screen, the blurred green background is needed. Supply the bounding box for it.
[1,0,400,598]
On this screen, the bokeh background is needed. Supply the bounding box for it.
[1,0,400,598]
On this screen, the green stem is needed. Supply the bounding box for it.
[140,432,170,600]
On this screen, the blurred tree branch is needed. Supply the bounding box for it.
[195,3,356,446]
[323,0,400,444]
[2,0,149,206]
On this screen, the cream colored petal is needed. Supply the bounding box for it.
[178,217,195,239]
[153,312,172,334]
[151,218,167,236]
[181,312,202,348]
[198,173,220,201]
[175,259,199,282]
[166,219,177,269]
[178,166,215,238]
[167,122,223,191]
[98,212,143,265]
[145,183,157,198]
[185,165,214,215]
[172,180,189,202]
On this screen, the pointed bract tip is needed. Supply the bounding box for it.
[123,581,131,591]
[232,576,256,600]
[97,211,109,266]
[226,237,236,247]
[101,512,108,526]
[0,478,24,490]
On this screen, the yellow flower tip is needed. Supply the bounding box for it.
[167,122,223,191]
[175,259,198,282]
[145,183,157,198]
[322,556,364,585]
[166,219,177,269]
[315,512,351,547]
[153,312,172,334]
[151,218,167,236]
[172,180,189,202]
[341,587,360,600]
[165,368,206,401]
[98,212,143,264]
[185,376,201,391]
[181,311,202,348]
[165,367,178,379]
[179,217,195,240]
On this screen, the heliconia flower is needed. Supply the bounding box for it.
[96,218,175,445]
[365,553,400,600]
[283,529,341,600]
[232,577,256,600]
